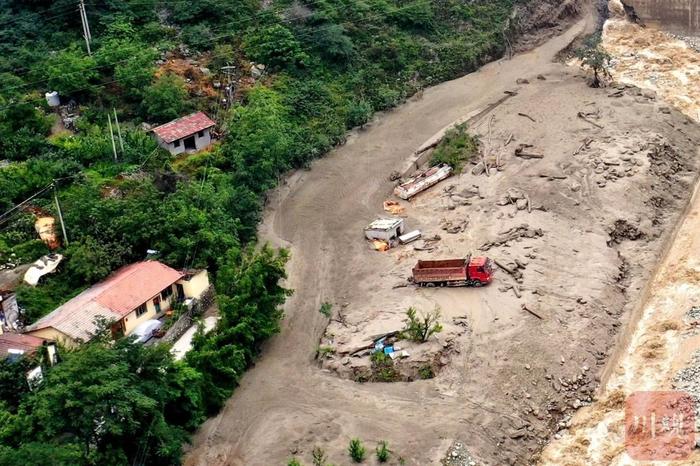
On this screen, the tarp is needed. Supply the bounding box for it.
[23,254,63,286]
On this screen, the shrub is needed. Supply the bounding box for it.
[348,438,366,463]
[311,446,327,466]
[376,440,389,462]
[431,124,479,173]
[346,100,373,128]
[403,306,443,342]
[317,345,335,358]
[418,364,435,380]
[243,24,308,70]
[288,459,303,466]
[319,302,332,317]
[142,74,190,123]
[370,351,400,382]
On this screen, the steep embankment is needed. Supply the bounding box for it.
[540,4,700,465]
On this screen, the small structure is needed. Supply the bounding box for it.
[394,163,453,200]
[364,218,406,242]
[151,111,215,155]
[0,291,20,333]
[399,230,422,244]
[24,261,210,347]
[0,333,56,363]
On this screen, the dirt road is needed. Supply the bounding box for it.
[185,9,700,465]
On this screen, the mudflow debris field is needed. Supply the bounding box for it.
[186,14,700,466]
[540,4,700,466]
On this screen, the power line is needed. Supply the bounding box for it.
[0,0,377,96]
[0,0,433,112]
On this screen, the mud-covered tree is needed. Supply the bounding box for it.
[576,35,612,88]
[403,306,443,342]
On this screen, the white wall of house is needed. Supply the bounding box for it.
[157,128,212,155]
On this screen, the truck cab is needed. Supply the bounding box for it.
[468,256,494,285]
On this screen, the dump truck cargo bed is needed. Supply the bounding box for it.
[412,257,493,286]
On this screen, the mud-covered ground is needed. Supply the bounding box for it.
[185,8,700,466]
[318,67,700,461]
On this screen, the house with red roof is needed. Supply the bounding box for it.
[151,111,215,155]
[24,261,209,347]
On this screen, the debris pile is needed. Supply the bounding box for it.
[606,219,644,246]
[441,442,478,466]
[673,350,700,417]
[440,218,468,234]
[479,224,544,251]
[496,187,532,214]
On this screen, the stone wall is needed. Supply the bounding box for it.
[625,0,700,34]
[161,286,216,343]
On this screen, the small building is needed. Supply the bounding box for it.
[364,218,406,242]
[24,261,210,347]
[0,333,55,363]
[151,111,215,155]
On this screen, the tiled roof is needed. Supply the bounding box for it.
[151,112,215,143]
[0,333,46,358]
[26,261,183,342]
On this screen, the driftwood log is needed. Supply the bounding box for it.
[514,144,544,159]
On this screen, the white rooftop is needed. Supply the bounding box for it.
[365,218,404,231]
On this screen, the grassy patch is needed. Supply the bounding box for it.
[430,124,480,173]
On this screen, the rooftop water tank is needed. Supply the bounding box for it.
[45,91,60,107]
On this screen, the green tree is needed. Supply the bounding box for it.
[403,306,443,342]
[312,24,354,62]
[64,236,131,284]
[114,49,157,99]
[142,73,190,123]
[576,35,612,88]
[0,442,82,466]
[223,86,295,192]
[26,339,195,465]
[312,446,327,466]
[243,24,308,69]
[44,48,99,96]
[187,245,290,412]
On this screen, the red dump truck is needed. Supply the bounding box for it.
[412,256,494,287]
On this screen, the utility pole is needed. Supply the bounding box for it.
[113,108,124,154]
[221,65,235,109]
[107,114,118,161]
[78,0,92,55]
[53,183,68,246]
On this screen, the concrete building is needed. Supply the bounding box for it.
[24,261,209,347]
[364,218,406,242]
[151,112,215,155]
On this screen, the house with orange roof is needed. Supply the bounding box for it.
[24,261,209,347]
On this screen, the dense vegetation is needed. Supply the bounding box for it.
[0,0,519,463]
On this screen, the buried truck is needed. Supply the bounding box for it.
[412,256,494,287]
